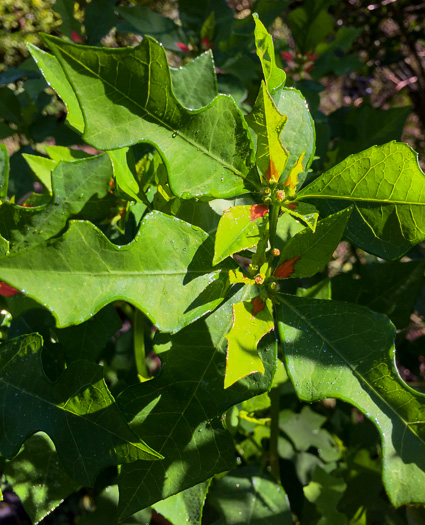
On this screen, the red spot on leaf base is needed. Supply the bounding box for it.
[71,31,84,43]
[176,42,190,54]
[252,296,265,316]
[0,282,20,297]
[274,255,301,279]
[250,204,269,222]
[265,158,279,182]
[287,203,298,210]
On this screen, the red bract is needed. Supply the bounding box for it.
[176,42,190,54]
[274,255,301,279]
[250,204,269,221]
[0,282,20,297]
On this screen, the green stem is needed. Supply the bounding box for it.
[269,385,281,483]
[134,309,149,381]
[269,204,280,251]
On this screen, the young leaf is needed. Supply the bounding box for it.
[170,51,218,110]
[0,154,114,251]
[0,334,161,486]
[3,433,79,524]
[274,208,352,279]
[297,142,425,260]
[27,44,84,133]
[245,81,289,182]
[41,35,254,200]
[117,285,277,519]
[213,204,269,264]
[224,298,274,388]
[207,466,292,524]
[276,294,425,507]
[0,212,233,332]
[252,13,286,94]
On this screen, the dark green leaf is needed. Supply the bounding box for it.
[0,143,9,199]
[276,294,425,506]
[0,334,161,485]
[297,142,425,259]
[0,212,232,332]
[288,0,335,54]
[117,285,277,519]
[84,0,117,46]
[42,35,254,200]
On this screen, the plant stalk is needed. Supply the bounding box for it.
[134,309,150,382]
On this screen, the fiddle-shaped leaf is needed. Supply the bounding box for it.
[0,154,114,251]
[274,208,351,279]
[0,334,161,486]
[252,13,286,94]
[246,82,289,183]
[0,212,233,332]
[297,142,425,260]
[41,35,254,200]
[117,284,277,520]
[213,204,269,265]
[224,298,274,388]
[276,294,425,507]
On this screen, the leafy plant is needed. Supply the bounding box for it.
[0,10,425,525]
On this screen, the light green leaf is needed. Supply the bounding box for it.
[0,154,114,251]
[207,466,293,524]
[252,13,286,94]
[225,298,274,388]
[297,279,331,300]
[170,51,218,110]
[3,433,79,524]
[297,142,425,260]
[0,334,161,486]
[332,260,425,329]
[27,43,84,133]
[274,208,351,279]
[0,212,232,332]
[108,147,141,202]
[214,204,269,264]
[276,294,425,507]
[282,201,319,232]
[303,467,348,525]
[0,143,9,199]
[43,145,90,162]
[41,35,254,200]
[246,82,289,182]
[153,480,210,525]
[23,154,56,192]
[117,285,277,519]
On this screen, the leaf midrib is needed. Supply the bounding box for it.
[54,40,247,179]
[279,296,425,448]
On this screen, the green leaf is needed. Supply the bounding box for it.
[43,145,90,162]
[3,433,79,524]
[23,153,56,192]
[0,212,232,332]
[84,0,117,46]
[116,6,184,52]
[276,294,425,507]
[297,279,331,300]
[246,82,289,182]
[0,87,22,125]
[53,0,82,38]
[0,153,114,251]
[207,466,293,524]
[0,334,161,485]
[170,51,218,110]
[153,480,210,525]
[108,148,142,203]
[273,87,316,185]
[303,467,348,525]
[213,204,269,264]
[41,35,254,200]
[252,14,286,94]
[27,44,84,133]
[0,143,9,199]
[288,0,335,54]
[225,298,274,388]
[297,142,425,260]
[332,260,425,329]
[117,285,277,519]
[274,208,351,279]
[281,201,319,232]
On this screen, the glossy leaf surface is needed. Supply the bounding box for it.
[42,35,254,200]
[117,286,277,519]
[0,212,232,331]
[297,142,425,259]
[0,334,160,485]
[276,294,425,507]
[213,204,268,264]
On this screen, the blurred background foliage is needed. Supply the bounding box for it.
[1,1,425,524]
